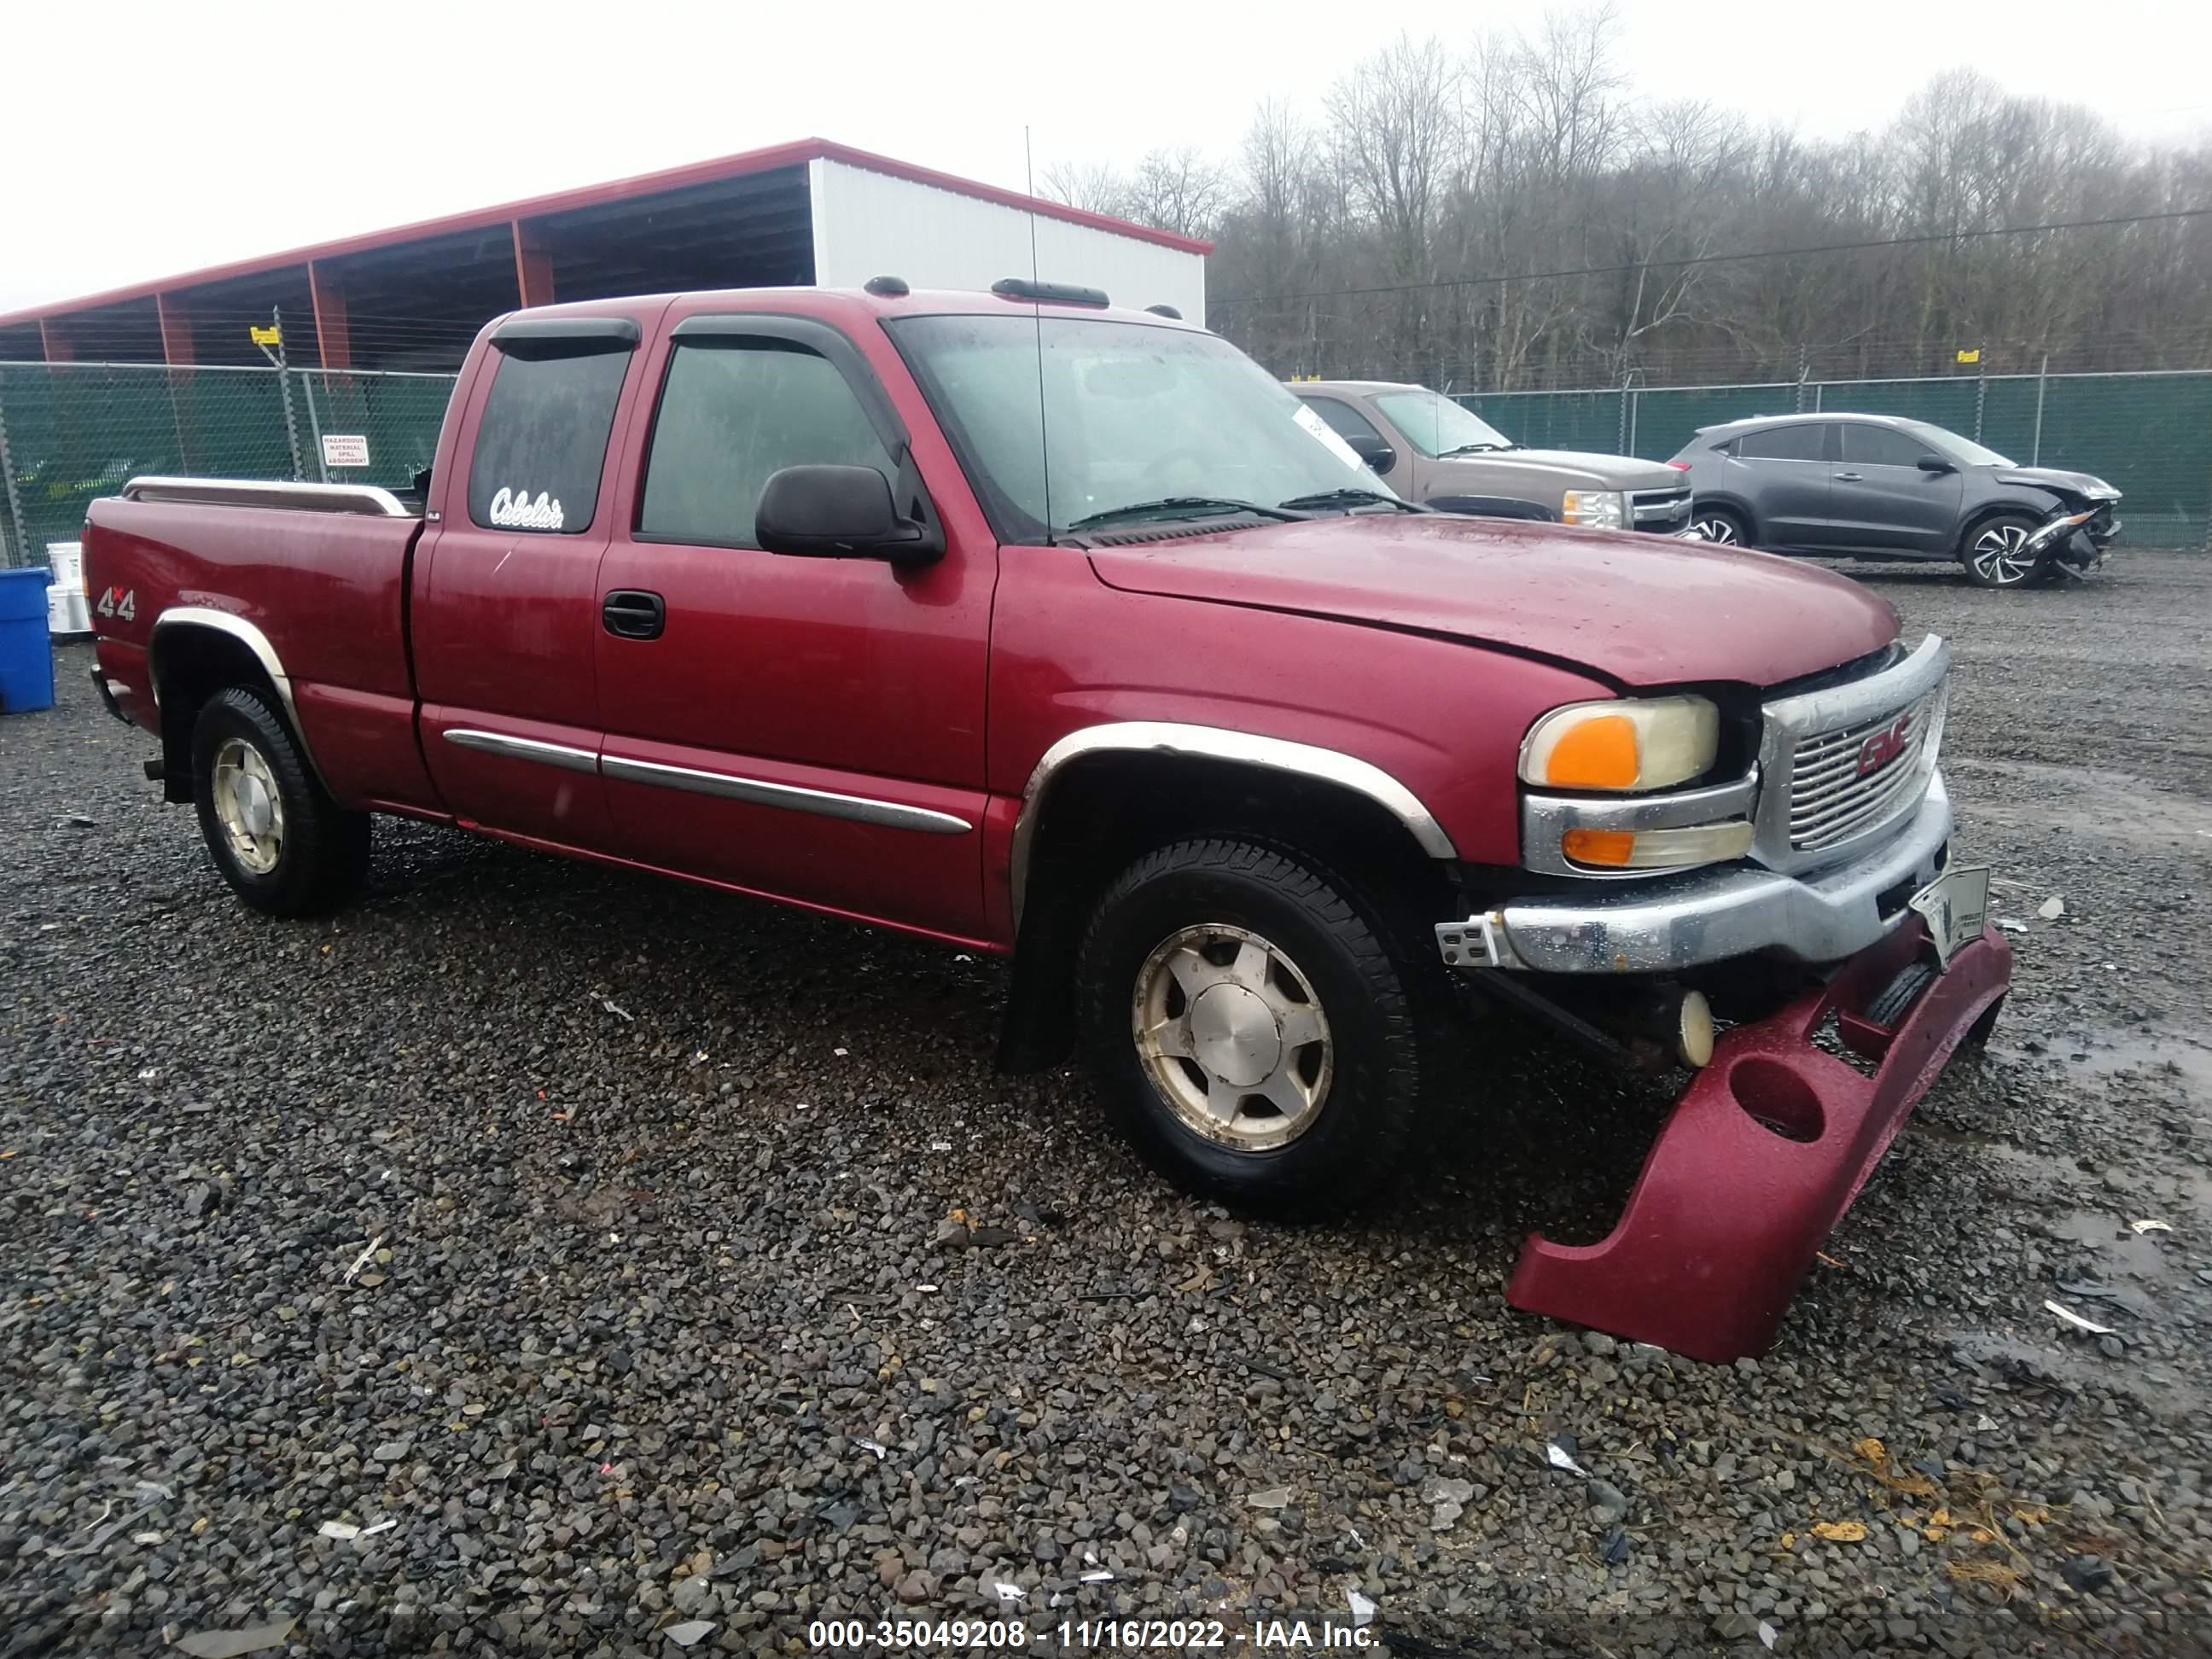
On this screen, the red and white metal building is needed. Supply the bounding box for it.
[0,139,1210,371]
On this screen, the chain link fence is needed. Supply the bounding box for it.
[3,358,2208,562]
[0,362,457,566]
[1457,368,2212,550]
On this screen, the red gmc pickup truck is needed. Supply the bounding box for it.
[83,279,2011,1360]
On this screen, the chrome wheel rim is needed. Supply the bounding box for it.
[1132,923,1333,1150]
[1970,523,2034,585]
[1692,515,1738,545]
[211,736,283,875]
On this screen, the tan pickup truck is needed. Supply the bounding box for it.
[1292,379,1693,534]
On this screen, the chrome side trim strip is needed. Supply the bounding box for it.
[1009,721,1457,929]
[123,475,416,518]
[442,728,600,774]
[150,607,329,789]
[601,754,973,835]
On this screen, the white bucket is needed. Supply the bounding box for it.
[45,541,84,591]
[48,585,91,637]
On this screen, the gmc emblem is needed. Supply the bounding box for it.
[1857,713,1913,777]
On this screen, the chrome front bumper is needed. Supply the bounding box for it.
[1439,772,1953,975]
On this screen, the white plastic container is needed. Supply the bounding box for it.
[48,585,91,636]
[44,542,89,639]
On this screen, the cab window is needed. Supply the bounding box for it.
[466,345,631,533]
[638,339,894,548]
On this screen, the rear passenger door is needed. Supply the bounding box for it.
[413,314,653,847]
[1830,422,1963,553]
[1730,422,1838,550]
[591,313,994,942]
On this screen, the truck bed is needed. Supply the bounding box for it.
[84,477,432,810]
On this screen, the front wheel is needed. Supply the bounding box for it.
[191,686,370,917]
[1074,837,1428,1218]
[1960,514,2049,588]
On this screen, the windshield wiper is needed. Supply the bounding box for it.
[1065,496,1307,531]
[1276,488,1430,514]
[1441,441,1516,457]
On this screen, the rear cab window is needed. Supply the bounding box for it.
[466,317,641,533]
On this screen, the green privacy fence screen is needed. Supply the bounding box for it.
[3,359,2209,564]
[1460,370,2212,550]
[0,362,458,565]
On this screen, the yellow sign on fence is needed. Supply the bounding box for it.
[249,325,282,347]
[1955,347,1981,364]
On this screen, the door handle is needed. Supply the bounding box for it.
[602,590,666,640]
[1832,471,1864,482]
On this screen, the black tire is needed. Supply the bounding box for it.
[1959,513,2049,588]
[190,686,370,917]
[1690,504,1750,548]
[1074,837,1427,1218]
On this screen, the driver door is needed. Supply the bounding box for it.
[592,311,996,941]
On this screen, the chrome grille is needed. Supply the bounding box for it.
[1629,486,1692,529]
[1787,692,1936,853]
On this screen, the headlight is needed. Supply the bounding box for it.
[1519,696,1720,793]
[1561,489,1626,529]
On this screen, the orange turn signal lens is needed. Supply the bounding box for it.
[1543,713,1639,789]
[1561,828,1636,865]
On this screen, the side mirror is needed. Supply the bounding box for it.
[1347,433,1397,475]
[755,465,941,564]
[1915,454,1953,474]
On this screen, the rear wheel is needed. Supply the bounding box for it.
[1960,514,2048,588]
[1690,505,1749,547]
[1075,837,1428,1218]
[191,687,370,917]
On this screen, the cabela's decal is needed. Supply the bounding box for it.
[488,487,565,530]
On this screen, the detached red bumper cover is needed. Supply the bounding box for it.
[1508,921,2012,1363]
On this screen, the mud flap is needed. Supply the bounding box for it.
[1506,919,2012,1363]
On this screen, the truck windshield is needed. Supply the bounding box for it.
[888,313,1394,540]
[1371,388,1515,458]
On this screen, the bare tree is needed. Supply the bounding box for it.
[1044,19,2212,390]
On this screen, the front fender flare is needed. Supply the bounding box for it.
[1007,721,1458,931]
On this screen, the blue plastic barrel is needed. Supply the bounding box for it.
[0,567,56,714]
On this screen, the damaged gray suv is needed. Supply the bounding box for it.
[1672,412,2121,588]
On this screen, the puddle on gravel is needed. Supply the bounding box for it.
[1910,1027,2211,1417]
[1991,1020,2212,1099]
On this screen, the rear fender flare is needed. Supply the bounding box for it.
[149,608,330,795]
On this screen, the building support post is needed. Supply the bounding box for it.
[512,219,556,309]
[308,261,352,371]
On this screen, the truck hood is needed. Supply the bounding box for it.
[1990,465,2120,501]
[1438,447,1685,492]
[1085,515,1898,689]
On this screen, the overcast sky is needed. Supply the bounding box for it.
[4,0,2208,316]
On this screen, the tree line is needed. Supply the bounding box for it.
[1045,9,2212,392]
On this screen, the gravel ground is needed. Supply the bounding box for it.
[3,551,2209,1657]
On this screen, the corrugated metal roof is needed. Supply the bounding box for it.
[0,137,1211,328]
